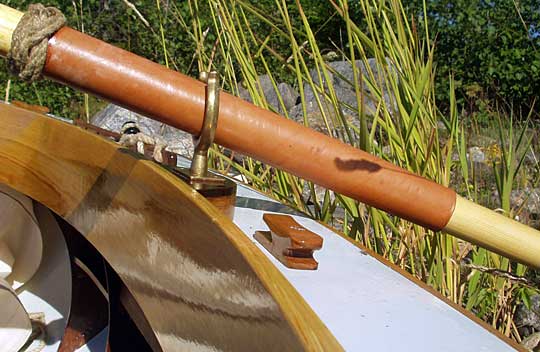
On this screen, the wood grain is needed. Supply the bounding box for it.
[254,214,323,270]
[263,214,323,250]
[445,195,540,268]
[204,193,236,219]
[0,4,22,56]
[11,100,50,115]
[0,102,342,351]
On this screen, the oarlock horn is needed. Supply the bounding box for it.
[1,4,540,268]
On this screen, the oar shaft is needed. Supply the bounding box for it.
[445,196,540,267]
[1,4,540,268]
[42,26,456,229]
[0,4,23,56]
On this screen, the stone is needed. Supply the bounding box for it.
[237,76,300,114]
[302,182,335,205]
[522,332,540,351]
[511,188,540,215]
[469,134,497,148]
[516,295,540,336]
[489,188,540,227]
[236,60,396,138]
[249,75,300,114]
[525,150,540,165]
[276,82,300,112]
[92,104,194,159]
[237,86,253,104]
[284,58,397,138]
[467,146,485,163]
[507,188,540,228]
[288,101,333,135]
[381,145,392,156]
[288,98,362,141]
[300,58,397,119]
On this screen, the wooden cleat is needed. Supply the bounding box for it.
[254,214,323,270]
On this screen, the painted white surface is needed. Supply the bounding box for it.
[0,279,31,352]
[0,240,14,278]
[233,185,514,351]
[235,184,277,201]
[17,204,71,352]
[0,185,43,289]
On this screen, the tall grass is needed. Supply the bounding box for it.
[165,0,540,341]
[146,0,540,341]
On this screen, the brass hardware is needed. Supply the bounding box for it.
[171,71,236,219]
[182,71,225,190]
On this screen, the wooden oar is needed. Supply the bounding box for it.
[1,4,540,268]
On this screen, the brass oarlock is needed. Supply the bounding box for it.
[172,71,237,218]
[188,71,224,189]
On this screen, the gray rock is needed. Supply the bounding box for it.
[462,145,493,177]
[288,101,333,134]
[490,188,540,227]
[276,82,300,111]
[256,74,273,95]
[522,332,540,351]
[300,58,397,119]
[288,98,361,141]
[237,76,300,114]
[510,187,540,215]
[238,86,253,104]
[516,294,540,335]
[237,60,396,137]
[468,146,485,163]
[381,145,392,156]
[302,182,335,205]
[526,150,540,166]
[284,58,397,138]
[249,75,300,114]
[92,104,194,158]
[468,134,497,148]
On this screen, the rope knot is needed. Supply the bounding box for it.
[8,3,66,82]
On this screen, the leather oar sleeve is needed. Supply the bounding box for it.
[43,27,456,231]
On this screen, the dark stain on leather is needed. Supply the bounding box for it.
[334,158,382,172]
